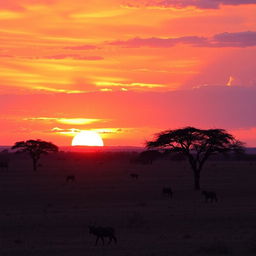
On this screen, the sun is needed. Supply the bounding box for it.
[71,131,104,146]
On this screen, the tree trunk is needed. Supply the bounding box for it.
[32,158,37,172]
[193,170,200,190]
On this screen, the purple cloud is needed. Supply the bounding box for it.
[125,0,256,9]
[109,31,256,48]
[213,31,256,47]
[109,36,208,48]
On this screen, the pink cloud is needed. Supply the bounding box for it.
[0,0,56,11]
[1,86,256,129]
[1,86,256,145]
[42,54,104,60]
[64,45,99,50]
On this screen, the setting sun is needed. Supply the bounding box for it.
[71,131,104,146]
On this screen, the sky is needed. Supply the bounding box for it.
[1,0,256,147]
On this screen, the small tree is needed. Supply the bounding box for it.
[136,150,162,164]
[146,127,244,190]
[12,139,58,171]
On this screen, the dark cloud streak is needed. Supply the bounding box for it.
[109,31,256,48]
[125,0,256,9]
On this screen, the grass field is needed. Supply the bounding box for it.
[1,152,256,256]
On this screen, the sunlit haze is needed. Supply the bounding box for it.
[1,0,256,146]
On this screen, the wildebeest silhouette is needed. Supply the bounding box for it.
[162,187,173,198]
[0,161,8,171]
[202,191,218,203]
[130,173,139,179]
[88,225,117,246]
[66,175,75,183]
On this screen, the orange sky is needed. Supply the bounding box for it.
[1,0,256,147]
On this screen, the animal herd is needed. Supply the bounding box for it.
[1,159,218,247]
[62,171,219,246]
[85,174,218,246]
[63,170,220,246]
[85,189,218,246]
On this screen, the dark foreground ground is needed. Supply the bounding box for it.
[1,152,256,256]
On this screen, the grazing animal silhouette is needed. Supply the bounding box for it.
[66,175,75,183]
[162,187,173,198]
[0,161,8,171]
[88,225,117,246]
[202,191,218,203]
[130,173,139,179]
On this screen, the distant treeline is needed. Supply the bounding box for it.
[1,148,256,163]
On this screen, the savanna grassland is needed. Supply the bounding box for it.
[1,151,256,256]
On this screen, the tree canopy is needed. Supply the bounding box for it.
[146,127,244,190]
[12,139,58,171]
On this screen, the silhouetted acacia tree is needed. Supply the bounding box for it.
[12,139,58,171]
[146,127,244,190]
